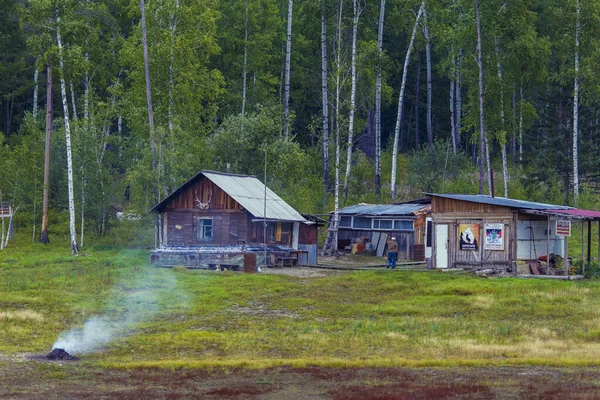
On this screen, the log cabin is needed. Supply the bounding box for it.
[149,170,315,269]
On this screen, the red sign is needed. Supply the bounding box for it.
[556,220,571,236]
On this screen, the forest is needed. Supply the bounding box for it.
[1,0,599,250]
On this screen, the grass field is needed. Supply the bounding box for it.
[3,243,600,370]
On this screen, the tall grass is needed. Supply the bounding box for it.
[3,245,600,367]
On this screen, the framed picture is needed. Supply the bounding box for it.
[484,223,504,250]
[556,220,571,236]
[459,224,480,251]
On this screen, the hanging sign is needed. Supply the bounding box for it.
[484,223,504,250]
[459,224,480,251]
[556,220,571,236]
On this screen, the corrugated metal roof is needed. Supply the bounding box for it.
[335,203,427,216]
[202,172,306,222]
[150,170,306,222]
[426,193,574,211]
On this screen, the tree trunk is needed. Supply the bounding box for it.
[283,0,293,137]
[511,88,517,168]
[495,37,509,197]
[455,49,462,150]
[423,7,433,146]
[333,0,343,243]
[573,0,580,205]
[56,10,79,255]
[485,135,492,195]
[342,0,361,203]
[519,83,523,169]
[168,0,179,135]
[242,0,248,117]
[475,0,486,195]
[33,63,39,121]
[84,52,89,120]
[391,0,425,200]
[375,0,386,197]
[69,81,78,121]
[140,0,157,200]
[450,63,456,153]
[40,65,51,244]
[415,51,421,149]
[321,7,329,204]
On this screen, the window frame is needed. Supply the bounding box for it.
[197,217,213,241]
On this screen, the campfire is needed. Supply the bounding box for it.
[46,348,78,361]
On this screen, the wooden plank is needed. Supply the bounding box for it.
[372,232,381,252]
[376,233,388,257]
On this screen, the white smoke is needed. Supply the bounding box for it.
[52,268,185,355]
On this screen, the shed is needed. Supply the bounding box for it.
[332,199,431,261]
[428,193,600,275]
[149,170,312,269]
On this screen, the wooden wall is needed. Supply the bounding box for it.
[299,224,318,245]
[164,178,243,211]
[431,197,517,269]
[432,197,513,214]
[164,210,248,246]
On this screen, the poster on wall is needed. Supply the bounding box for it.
[484,223,504,250]
[556,220,571,236]
[459,224,480,251]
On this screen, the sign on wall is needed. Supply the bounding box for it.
[484,223,504,250]
[556,220,571,236]
[459,224,480,251]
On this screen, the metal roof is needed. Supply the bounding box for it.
[150,171,307,223]
[426,193,574,211]
[335,203,427,216]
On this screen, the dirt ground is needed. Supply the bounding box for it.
[2,356,600,399]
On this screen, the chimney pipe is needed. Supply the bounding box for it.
[226,163,231,174]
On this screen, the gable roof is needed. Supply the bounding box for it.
[150,170,307,222]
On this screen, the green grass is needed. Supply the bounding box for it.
[3,243,600,368]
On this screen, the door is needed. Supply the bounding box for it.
[435,224,449,269]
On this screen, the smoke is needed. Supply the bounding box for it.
[52,268,185,355]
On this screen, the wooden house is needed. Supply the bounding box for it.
[428,193,600,275]
[332,199,431,261]
[149,171,313,269]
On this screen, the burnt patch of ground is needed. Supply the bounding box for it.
[2,360,600,399]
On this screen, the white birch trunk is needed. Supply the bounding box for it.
[485,135,492,196]
[475,0,486,195]
[333,0,343,247]
[242,0,248,117]
[391,0,425,200]
[168,0,179,135]
[84,55,89,120]
[69,81,78,121]
[342,0,361,203]
[455,49,462,150]
[573,0,580,205]
[56,10,78,255]
[33,64,39,121]
[321,8,329,203]
[375,0,386,196]
[422,6,433,146]
[450,74,456,153]
[140,0,157,195]
[283,0,293,137]
[519,84,524,169]
[495,37,509,198]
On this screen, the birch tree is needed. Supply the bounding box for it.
[40,65,51,244]
[321,2,329,203]
[573,0,580,205]
[283,0,293,137]
[495,37,509,197]
[391,0,425,200]
[342,0,361,203]
[375,0,386,196]
[475,0,486,195]
[422,4,433,146]
[56,9,78,255]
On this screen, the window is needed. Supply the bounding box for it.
[353,217,372,229]
[374,219,393,230]
[394,220,414,231]
[197,217,213,240]
[339,216,352,227]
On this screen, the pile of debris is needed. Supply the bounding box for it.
[46,348,78,361]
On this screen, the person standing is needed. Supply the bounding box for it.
[387,237,398,269]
